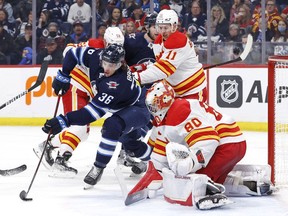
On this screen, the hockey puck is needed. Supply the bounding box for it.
[19,190,33,201]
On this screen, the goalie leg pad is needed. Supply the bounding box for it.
[162,168,208,206]
[224,164,276,196]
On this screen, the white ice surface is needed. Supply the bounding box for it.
[0,127,288,216]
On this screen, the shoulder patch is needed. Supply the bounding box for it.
[164,99,190,126]
[164,31,187,49]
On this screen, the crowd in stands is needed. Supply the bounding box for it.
[0,0,287,65]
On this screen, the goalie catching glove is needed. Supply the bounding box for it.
[42,114,70,135]
[52,70,71,95]
[166,142,195,176]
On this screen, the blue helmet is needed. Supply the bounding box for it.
[101,44,125,64]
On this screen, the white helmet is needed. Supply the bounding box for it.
[104,27,124,45]
[156,9,178,25]
[145,81,175,125]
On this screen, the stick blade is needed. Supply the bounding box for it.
[0,164,27,176]
[19,190,33,201]
[240,34,253,61]
[125,189,148,206]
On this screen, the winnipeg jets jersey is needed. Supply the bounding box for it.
[138,31,206,97]
[124,32,155,66]
[62,47,145,126]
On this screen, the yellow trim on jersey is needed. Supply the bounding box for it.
[70,68,94,97]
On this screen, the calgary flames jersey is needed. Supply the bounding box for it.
[138,31,206,98]
[149,98,245,172]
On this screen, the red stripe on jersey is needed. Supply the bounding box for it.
[153,139,168,156]
[60,131,81,150]
[216,123,243,138]
[164,99,190,126]
[155,59,176,76]
[185,127,220,147]
[147,137,155,148]
[169,68,206,95]
[70,68,94,97]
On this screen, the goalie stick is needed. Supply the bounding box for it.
[20,95,61,202]
[0,164,27,176]
[0,55,52,110]
[203,34,253,70]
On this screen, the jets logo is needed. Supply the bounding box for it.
[106,81,119,89]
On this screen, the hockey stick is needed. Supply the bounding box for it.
[0,164,27,176]
[19,95,61,201]
[124,161,162,206]
[0,55,52,110]
[203,34,253,70]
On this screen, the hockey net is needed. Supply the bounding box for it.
[268,56,288,186]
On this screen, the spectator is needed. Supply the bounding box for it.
[271,19,288,55]
[125,20,136,35]
[37,37,63,65]
[183,0,207,41]
[211,0,232,20]
[14,23,32,63]
[96,22,107,39]
[168,0,185,17]
[0,8,16,37]
[116,0,137,18]
[106,7,127,33]
[225,23,242,42]
[15,9,32,37]
[36,10,51,38]
[42,0,70,24]
[0,0,15,23]
[210,4,229,39]
[67,0,91,24]
[18,47,32,65]
[229,0,244,24]
[0,21,17,64]
[252,0,282,41]
[280,5,288,22]
[95,0,109,23]
[231,3,252,36]
[13,0,32,23]
[65,20,89,45]
[127,4,146,32]
[137,0,160,14]
[37,22,66,52]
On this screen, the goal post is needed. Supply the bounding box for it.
[268,55,288,186]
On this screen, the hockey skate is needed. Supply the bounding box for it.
[33,138,55,170]
[117,150,147,175]
[83,165,104,190]
[196,193,233,210]
[49,152,78,178]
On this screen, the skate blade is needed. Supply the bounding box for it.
[33,148,53,170]
[48,169,77,179]
[83,183,94,190]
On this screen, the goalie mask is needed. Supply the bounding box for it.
[145,81,175,124]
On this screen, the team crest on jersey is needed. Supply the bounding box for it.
[220,80,239,104]
[106,81,119,89]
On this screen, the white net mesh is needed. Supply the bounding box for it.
[272,58,288,186]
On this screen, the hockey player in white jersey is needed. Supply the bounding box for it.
[125,81,275,209]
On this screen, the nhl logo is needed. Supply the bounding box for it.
[220,80,239,104]
[217,76,242,108]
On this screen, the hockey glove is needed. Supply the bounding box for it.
[166,142,194,176]
[52,70,71,95]
[42,114,70,135]
[130,63,147,73]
